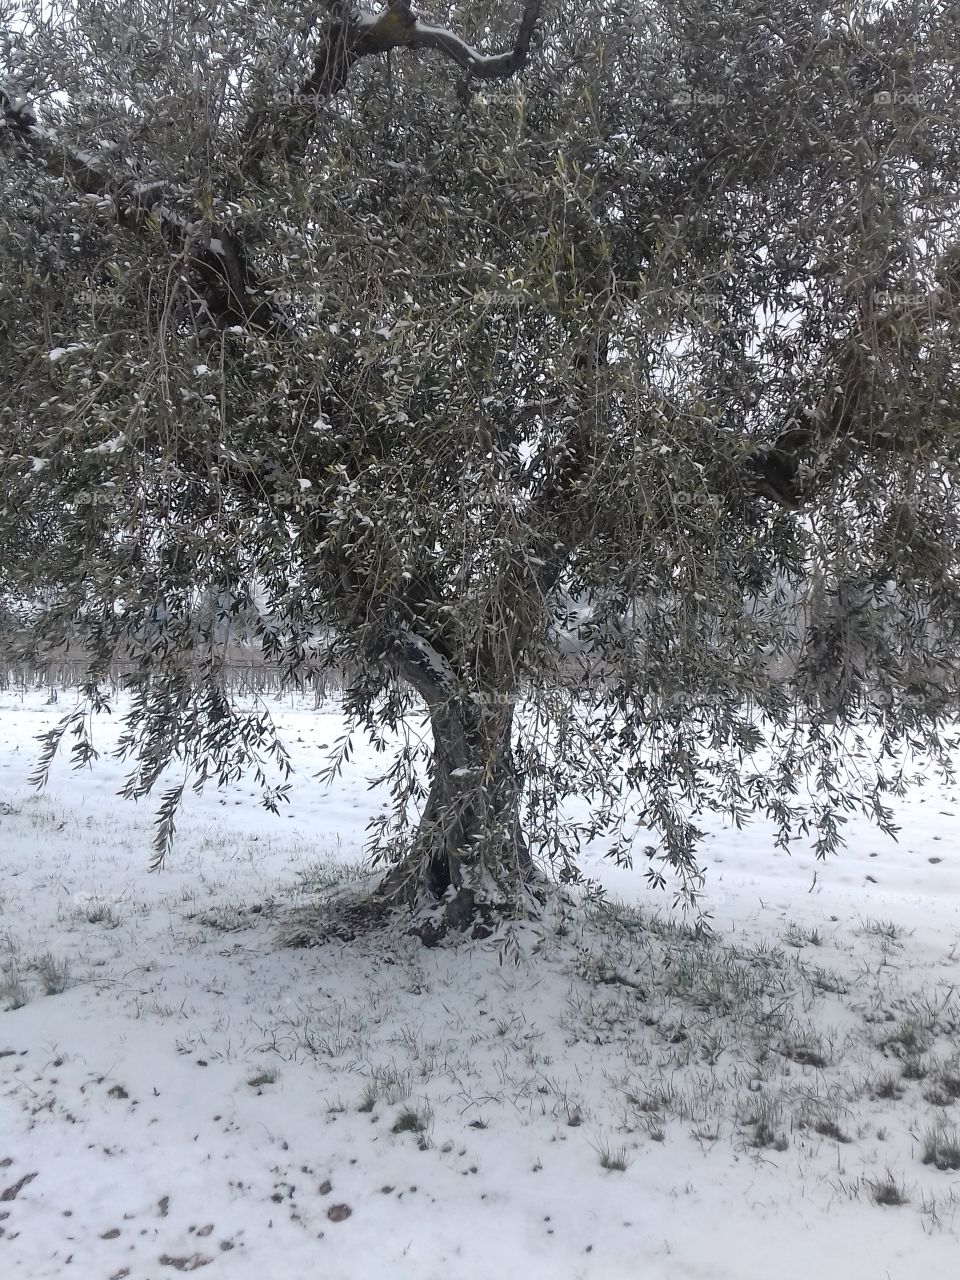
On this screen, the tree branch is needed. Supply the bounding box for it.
[241,0,543,175]
[405,0,542,78]
[1,88,288,333]
[746,275,960,509]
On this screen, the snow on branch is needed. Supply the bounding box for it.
[339,0,543,79]
[384,625,457,708]
[2,2,544,325]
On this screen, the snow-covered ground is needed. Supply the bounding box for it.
[1,688,959,1279]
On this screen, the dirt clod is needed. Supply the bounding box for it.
[1,1173,37,1201]
[159,1253,212,1271]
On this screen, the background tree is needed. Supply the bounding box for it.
[2,0,959,934]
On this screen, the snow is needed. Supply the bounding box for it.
[47,344,89,364]
[1,688,959,1279]
[351,9,381,37]
[397,628,453,689]
[84,434,126,456]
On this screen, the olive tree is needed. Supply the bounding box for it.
[2,0,959,933]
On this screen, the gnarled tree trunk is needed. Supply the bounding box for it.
[378,638,535,931]
[416,698,530,893]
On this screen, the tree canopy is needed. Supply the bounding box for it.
[2,0,960,929]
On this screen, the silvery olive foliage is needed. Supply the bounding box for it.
[1,0,959,925]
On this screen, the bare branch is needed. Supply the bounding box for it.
[406,0,543,79]
[242,0,543,174]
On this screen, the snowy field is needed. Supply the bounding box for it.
[1,689,960,1279]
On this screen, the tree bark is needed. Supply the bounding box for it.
[377,667,535,931]
[418,698,529,892]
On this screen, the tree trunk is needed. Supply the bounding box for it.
[378,691,536,935]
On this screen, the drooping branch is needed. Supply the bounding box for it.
[509,261,960,641]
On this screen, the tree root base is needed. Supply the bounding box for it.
[410,889,500,947]
[279,874,549,950]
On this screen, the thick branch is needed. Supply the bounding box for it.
[384,625,457,711]
[1,89,287,333]
[242,0,543,175]
[406,0,542,78]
